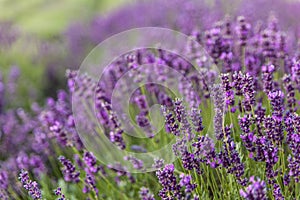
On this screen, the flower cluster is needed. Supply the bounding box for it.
[156,164,197,199]
[139,187,155,200]
[2,0,300,199]
[18,170,42,200]
[240,176,267,200]
[58,156,80,183]
[54,187,66,200]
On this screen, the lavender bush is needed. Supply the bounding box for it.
[1,0,300,200]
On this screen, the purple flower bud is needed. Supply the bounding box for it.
[124,155,144,170]
[58,156,80,183]
[179,174,197,195]
[49,121,68,146]
[291,61,300,91]
[108,163,135,184]
[83,151,101,173]
[192,135,219,168]
[262,64,275,94]
[7,66,20,91]
[83,173,98,195]
[152,158,164,169]
[240,176,267,200]
[139,187,155,200]
[156,164,182,199]
[211,84,225,140]
[220,73,235,108]
[232,71,244,96]
[272,183,284,200]
[282,75,296,111]
[16,151,30,170]
[242,73,256,112]
[109,129,126,150]
[0,170,8,189]
[162,106,180,136]
[190,107,204,132]
[261,30,276,59]
[180,150,201,173]
[134,95,148,112]
[54,187,66,200]
[285,113,300,183]
[18,170,42,200]
[236,16,251,47]
[220,125,246,185]
[239,114,256,152]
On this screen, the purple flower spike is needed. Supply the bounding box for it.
[124,155,144,170]
[240,176,267,200]
[242,73,256,112]
[0,170,8,190]
[236,16,251,47]
[239,114,256,152]
[18,170,42,200]
[151,158,164,170]
[54,187,66,200]
[83,173,98,195]
[282,75,296,111]
[291,61,300,90]
[58,156,80,183]
[192,135,219,169]
[262,64,275,94]
[179,174,197,194]
[156,164,182,199]
[83,151,101,174]
[285,113,300,183]
[220,73,235,108]
[190,107,204,133]
[220,125,246,185]
[211,84,225,140]
[162,106,180,136]
[139,187,155,200]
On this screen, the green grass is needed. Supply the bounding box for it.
[0,0,129,37]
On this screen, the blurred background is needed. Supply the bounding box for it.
[1,0,300,109]
[0,1,131,36]
[0,0,131,108]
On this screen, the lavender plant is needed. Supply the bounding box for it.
[1,0,300,200]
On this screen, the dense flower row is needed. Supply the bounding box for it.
[1,0,300,200]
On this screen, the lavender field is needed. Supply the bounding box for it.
[1,0,300,199]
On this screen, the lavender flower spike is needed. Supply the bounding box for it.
[54,187,66,200]
[139,187,155,200]
[18,170,42,200]
[240,176,267,200]
[58,156,80,183]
